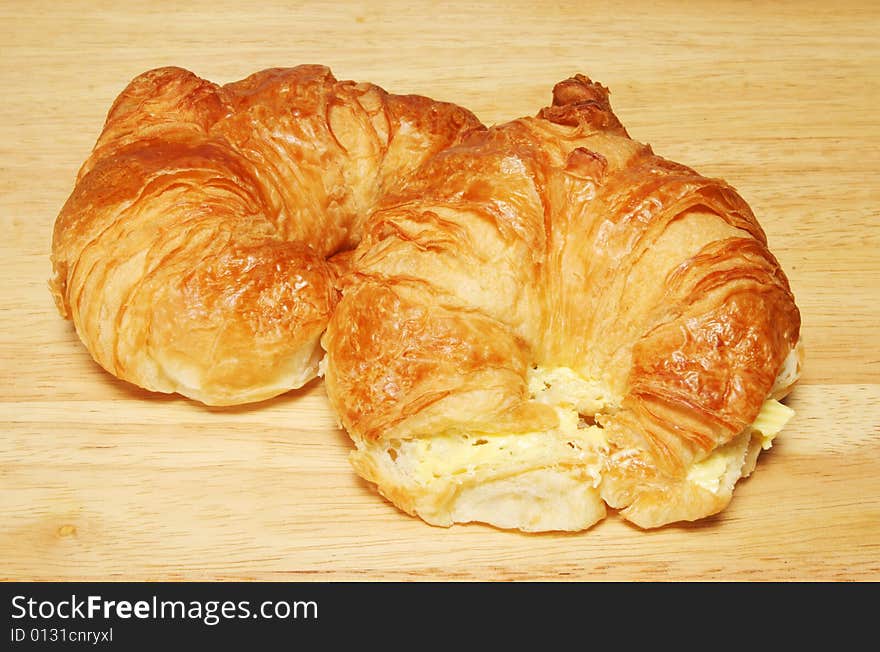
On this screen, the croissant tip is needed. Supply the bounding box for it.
[536,74,620,130]
[551,74,612,107]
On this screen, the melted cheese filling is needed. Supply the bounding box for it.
[393,365,795,496]
[393,367,610,486]
[527,365,613,413]
[751,398,795,450]
[399,418,606,486]
[686,397,795,493]
[686,432,750,494]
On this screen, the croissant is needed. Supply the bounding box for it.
[50,66,480,405]
[322,74,802,530]
[52,67,802,532]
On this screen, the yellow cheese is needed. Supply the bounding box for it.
[404,366,612,486]
[686,398,795,494]
[751,398,795,450]
[402,368,794,499]
[686,439,744,494]
[527,366,611,414]
[406,420,606,486]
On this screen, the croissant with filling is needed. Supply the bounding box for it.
[322,74,802,530]
[51,67,802,531]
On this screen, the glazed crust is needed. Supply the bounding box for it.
[52,68,801,530]
[50,66,481,405]
[323,75,801,529]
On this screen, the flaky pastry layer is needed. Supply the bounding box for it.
[323,75,802,530]
[51,66,480,405]
[52,68,802,530]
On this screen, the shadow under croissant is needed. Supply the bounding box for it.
[200,378,325,415]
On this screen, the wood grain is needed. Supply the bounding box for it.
[1,0,878,581]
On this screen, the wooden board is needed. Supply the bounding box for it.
[2,0,878,581]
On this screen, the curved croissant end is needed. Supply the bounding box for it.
[50,66,482,405]
[52,69,801,531]
[323,74,802,531]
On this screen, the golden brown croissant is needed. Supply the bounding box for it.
[50,66,481,405]
[322,75,802,530]
[52,67,802,531]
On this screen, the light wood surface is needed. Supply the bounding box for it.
[2,0,878,581]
